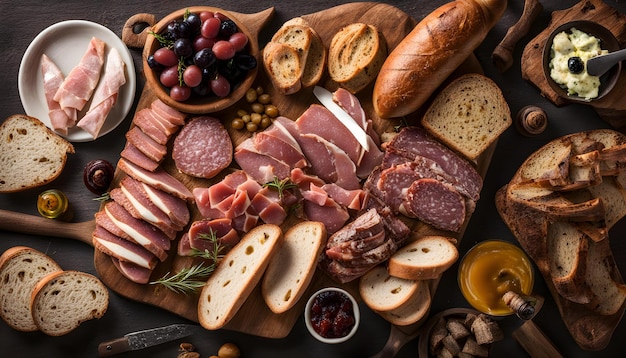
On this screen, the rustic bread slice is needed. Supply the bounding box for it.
[0,114,75,193]
[587,177,626,229]
[270,23,312,86]
[421,73,512,161]
[262,42,302,95]
[300,28,326,88]
[261,221,327,314]
[547,221,593,304]
[328,23,387,94]
[584,239,626,315]
[198,224,283,330]
[376,280,431,326]
[359,265,418,311]
[0,246,62,332]
[30,270,109,336]
[388,236,459,280]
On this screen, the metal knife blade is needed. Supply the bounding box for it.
[98,323,198,357]
[313,86,370,151]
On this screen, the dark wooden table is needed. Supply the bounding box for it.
[1,0,625,357]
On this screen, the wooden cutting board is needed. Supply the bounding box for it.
[96,2,488,339]
[520,0,626,129]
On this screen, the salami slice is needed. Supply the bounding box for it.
[172,116,233,179]
[402,178,466,232]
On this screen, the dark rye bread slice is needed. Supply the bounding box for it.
[0,246,62,331]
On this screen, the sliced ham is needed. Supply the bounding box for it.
[140,182,190,228]
[92,225,158,270]
[118,158,193,202]
[321,183,367,211]
[300,134,360,190]
[151,99,186,126]
[125,126,167,164]
[77,47,127,138]
[40,54,73,134]
[234,138,291,183]
[133,108,170,145]
[120,142,160,172]
[109,188,177,239]
[54,37,105,112]
[145,107,180,137]
[301,192,349,234]
[253,124,307,169]
[110,256,153,284]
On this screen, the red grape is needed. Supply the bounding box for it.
[229,32,248,52]
[199,11,214,22]
[213,40,235,60]
[193,35,215,51]
[170,85,192,101]
[160,66,180,87]
[210,75,231,97]
[183,65,203,87]
[201,17,221,39]
[153,47,178,67]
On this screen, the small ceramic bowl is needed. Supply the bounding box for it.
[542,20,621,103]
[304,287,360,344]
[143,6,259,114]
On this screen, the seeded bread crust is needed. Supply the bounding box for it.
[30,270,109,336]
[421,73,511,161]
[387,236,459,281]
[261,221,327,314]
[0,246,62,332]
[0,114,74,193]
[198,224,283,330]
[359,265,418,311]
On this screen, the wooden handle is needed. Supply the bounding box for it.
[512,320,563,358]
[0,209,94,246]
[98,337,131,357]
[122,13,156,49]
[492,0,543,72]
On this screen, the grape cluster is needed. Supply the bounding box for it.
[147,9,257,102]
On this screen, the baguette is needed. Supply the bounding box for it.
[261,221,326,314]
[0,246,62,332]
[30,270,109,336]
[388,236,459,280]
[198,224,283,330]
[359,265,418,311]
[421,74,512,160]
[376,280,431,326]
[262,42,303,95]
[0,114,74,193]
[372,0,507,119]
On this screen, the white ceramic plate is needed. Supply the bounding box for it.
[18,20,136,142]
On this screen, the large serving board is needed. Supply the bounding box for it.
[95,2,491,339]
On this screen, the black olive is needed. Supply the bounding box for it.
[568,57,585,74]
[83,159,115,195]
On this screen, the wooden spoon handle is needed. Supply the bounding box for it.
[0,209,94,246]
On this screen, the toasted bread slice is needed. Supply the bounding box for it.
[376,280,431,326]
[359,265,418,311]
[388,236,459,280]
[262,42,303,95]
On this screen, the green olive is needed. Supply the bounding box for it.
[265,105,279,118]
[258,93,271,104]
[245,88,257,103]
[241,114,251,123]
[236,109,248,117]
[246,122,258,132]
[231,118,245,130]
[251,102,265,114]
[250,113,262,125]
[261,117,272,129]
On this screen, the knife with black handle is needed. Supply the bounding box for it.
[98,323,199,356]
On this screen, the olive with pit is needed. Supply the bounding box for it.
[568,56,584,74]
[83,159,115,195]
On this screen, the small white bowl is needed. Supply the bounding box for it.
[304,287,360,344]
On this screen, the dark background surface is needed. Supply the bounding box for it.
[1,0,626,357]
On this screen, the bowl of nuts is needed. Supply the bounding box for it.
[542,20,621,103]
[144,6,260,114]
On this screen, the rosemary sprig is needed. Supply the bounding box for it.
[189,230,225,260]
[148,31,174,48]
[150,263,215,295]
[93,192,110,202]
[264,177,297,199]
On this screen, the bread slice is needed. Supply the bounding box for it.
[30,270,109,336]
[359,265,418,311]
[376,280,431,326]
[270,24,312,82]
[300,27,326,88]
[262,42,303,95]
[0,114,74,193]
[261,221,327,314]
[421,73,512,161]
[198,224,283,330]
[0,246,62,332]
[584,239,626,315]
[388,236,459,280]
[328,23,387,94]
[587,177,626,229]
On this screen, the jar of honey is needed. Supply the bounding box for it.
[458,240,534,316]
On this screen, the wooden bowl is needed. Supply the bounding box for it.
[542,20,621,103]
[143,6,259,114]
[418,308,485,358]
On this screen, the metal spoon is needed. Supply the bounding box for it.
[586,48,626,77]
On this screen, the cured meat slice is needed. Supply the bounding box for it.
[249,187,287,225]
[120,142,160,172]
[41,54,74,134]
[110,256,153,284]
[140,182,189,228]
[125,126,167,163]
[325,230,386,261]
[253,125,307,169]
[119,176,183,232]
[92,225,158,270]
[172,116,232,179]
[326,208,384,248]
[151,99,186,126]
[301,194,350,234]
[300,133,360,190]
[386,126,482,201]
[109,188,177,239]
[321,183,367,211]
[53,37,105,112]
[146,107,180,137]
[77,47,127,138]
[402,178,466,232]
[133,108,170,145]
[118,158,193,201]
[235,138,291,183]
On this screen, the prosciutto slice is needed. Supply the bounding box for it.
[54,37,106,113]
[40,54,75,134]
[77,47,126,138]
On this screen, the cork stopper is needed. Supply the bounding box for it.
[515,106,547,136]
[502,291,536,320]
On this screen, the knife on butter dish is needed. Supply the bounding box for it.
[313,86,370,151]
[98,323,199,357]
